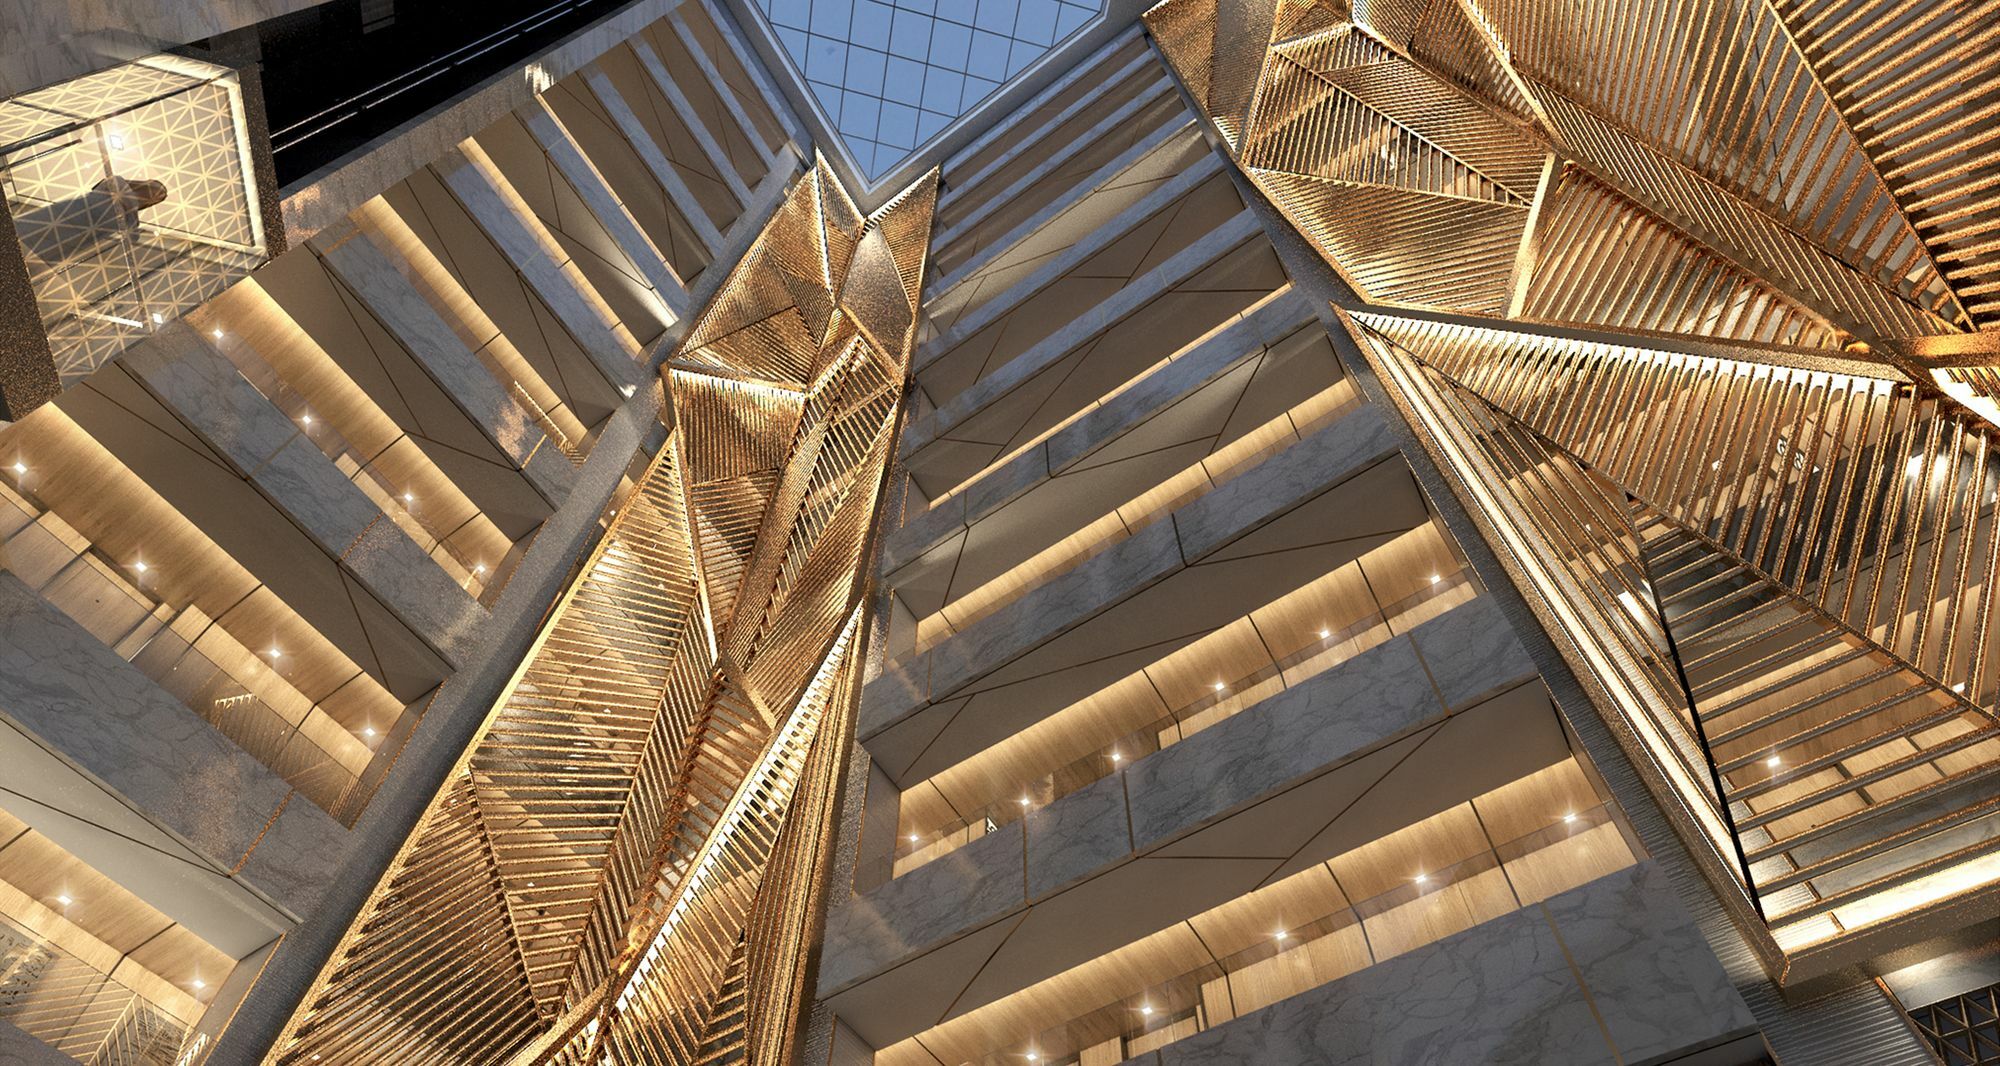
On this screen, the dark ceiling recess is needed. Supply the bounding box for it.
[255,0,631,186]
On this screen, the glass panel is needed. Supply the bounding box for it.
[756,0,1104,176]
[2,56,269,388]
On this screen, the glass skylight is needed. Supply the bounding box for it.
[754,0,1100,177]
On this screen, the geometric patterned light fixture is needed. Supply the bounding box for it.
[260,156,936,1066]
[1910,983,2000,1066]
[1145,0,2000,984]
[1,53,268,413]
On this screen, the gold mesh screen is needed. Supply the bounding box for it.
[260,156,937,1065]
[1141,0,2000,975]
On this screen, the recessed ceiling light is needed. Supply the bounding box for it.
[1318,628,1330,638]
[1018,796,1031,806]
[1562,812,1577,823]
[57,894,72,906]
[363,726,377,738]
[1430,573,1441,583]
[1109,751,1122,762]
[1140,1005,1154,1015]
[267,648,282,659]
[403,491,416,503]
[10,462,24,475]
[1274,929,1288,940]
[301,414,314,426]
[212,328,224,340]
[1766,754,1782,768]
[1212,681,1225,691]
[193,978,206,990]
[1414,873,1429,884]
[133,560,148,573]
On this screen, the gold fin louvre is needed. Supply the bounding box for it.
[267,158,938,1065]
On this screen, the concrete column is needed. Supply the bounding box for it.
[0,209,60,420]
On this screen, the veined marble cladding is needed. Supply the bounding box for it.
[820,596,1557,1038]
[860,400,1400,743]
[921,109,1210,300]
[1153,863,1759,1066]
[899,210,1263,454]
[431,146,646,386]
[881,286,1314,575]
[0,573,346,920]
[307,221,578,508]
[118,321,488,666]
[0,0,318,97]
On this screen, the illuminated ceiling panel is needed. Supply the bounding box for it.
[752,0,1101,176]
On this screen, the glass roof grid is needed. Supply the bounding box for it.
[757,0,1102,178]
